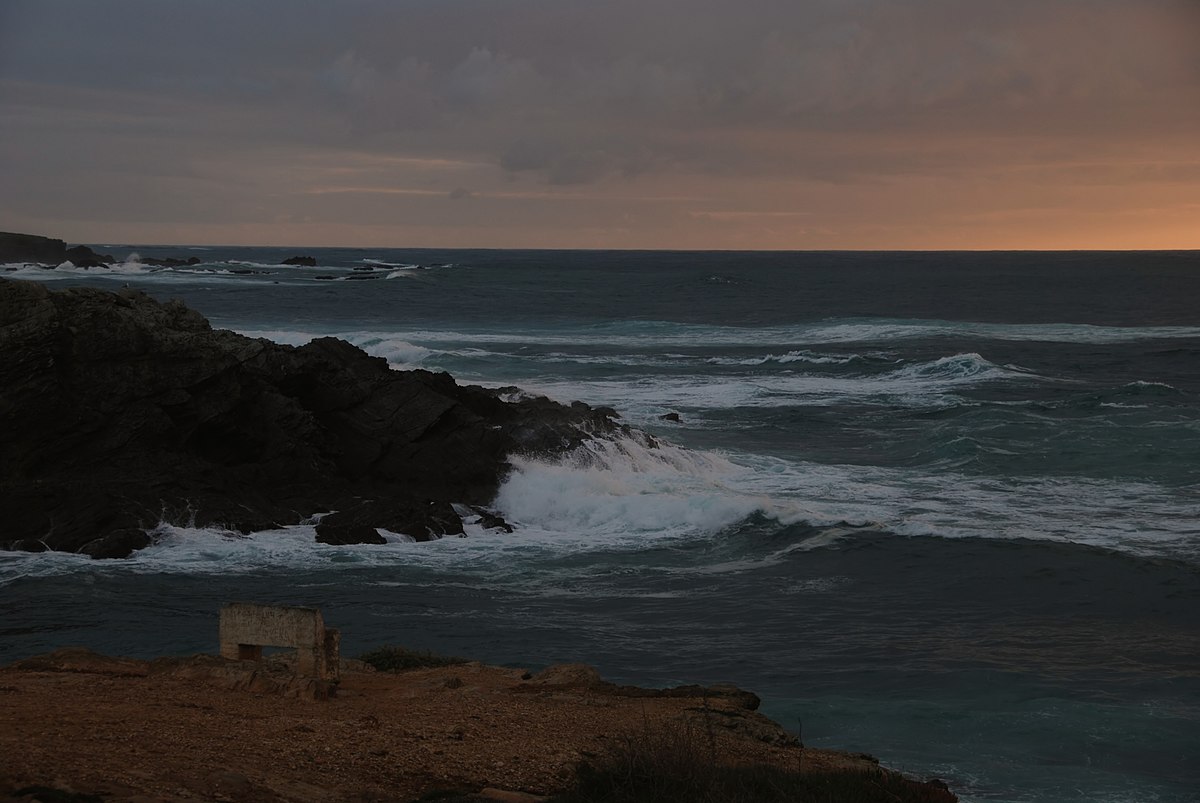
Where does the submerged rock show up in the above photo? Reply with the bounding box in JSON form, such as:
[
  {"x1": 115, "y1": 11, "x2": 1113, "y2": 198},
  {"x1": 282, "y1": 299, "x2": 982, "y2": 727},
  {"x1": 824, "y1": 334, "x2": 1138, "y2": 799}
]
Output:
[
  {"x1": 0, "y1": 277, "x2": 628, "y2": 558},
  {"x1": 281, "y1": 255, "x2": 317, "y2": 266}
]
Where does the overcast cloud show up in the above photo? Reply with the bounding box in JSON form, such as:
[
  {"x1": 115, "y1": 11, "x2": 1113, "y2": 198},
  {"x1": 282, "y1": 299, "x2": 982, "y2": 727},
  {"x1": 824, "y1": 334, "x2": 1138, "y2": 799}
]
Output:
[{"x1": 1, "y1": 0, "x2": 1197, "y2": 248}]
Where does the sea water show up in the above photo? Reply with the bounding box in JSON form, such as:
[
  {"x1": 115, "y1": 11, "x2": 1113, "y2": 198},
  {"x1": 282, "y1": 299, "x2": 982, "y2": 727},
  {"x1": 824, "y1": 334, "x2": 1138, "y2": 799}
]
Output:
[{"x1": 2, "y1": 248, "x2": 1198, "y2": 802}]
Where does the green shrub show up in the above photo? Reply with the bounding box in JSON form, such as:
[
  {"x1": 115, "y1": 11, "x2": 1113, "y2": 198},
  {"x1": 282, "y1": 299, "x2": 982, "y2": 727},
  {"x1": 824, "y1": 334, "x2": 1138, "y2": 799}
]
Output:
[{"x1": 356, "y1": 645, "x2": 469, "y2": 673}]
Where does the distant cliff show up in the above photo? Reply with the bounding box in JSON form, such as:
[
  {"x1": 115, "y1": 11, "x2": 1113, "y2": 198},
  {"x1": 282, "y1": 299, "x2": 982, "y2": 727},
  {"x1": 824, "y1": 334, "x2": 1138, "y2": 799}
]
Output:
[
  {"x1": 0, "y1": 231, "x2": 113, "y2": 267},
  {"x1": 0, "y1": 277, "x2": 632, "y2": 557}
]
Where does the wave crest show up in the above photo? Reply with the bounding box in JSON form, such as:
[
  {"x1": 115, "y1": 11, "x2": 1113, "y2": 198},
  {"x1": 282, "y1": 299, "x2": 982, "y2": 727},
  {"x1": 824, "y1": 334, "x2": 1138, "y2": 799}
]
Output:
[{"x1": 496, "y1": 436, "x2": 777, "y2": 537}]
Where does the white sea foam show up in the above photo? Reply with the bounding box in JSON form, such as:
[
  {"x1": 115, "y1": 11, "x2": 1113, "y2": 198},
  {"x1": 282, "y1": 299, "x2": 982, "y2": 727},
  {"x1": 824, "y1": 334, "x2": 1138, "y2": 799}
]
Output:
[
  {"x1": 328, "y1": 319, "x2": 1200, "y2": 348},
  {"x1": 707, "y1": 350, "x2": 869, "y2": 366},
  {"x1": 486, "y1": 353, "x2": 1039, "y2": 421},
  {"x1": 495, "y1": 437, "x2": 782, "y2": 540},
  {"x1": 235, "y1": 329, "x2": 435, "y2": 367},
  {"x1": 225, "y1": 260, "x2": 287, "y2": 269},
  {"x1": 800, "y1": 320, "x2": 1200, "y2": 345},
  {"x1": 110, "y1": 254, "x2": 157, "y2": 274},
  {"x1": 732, "y1": 452, "x2": 1200, "y2": 561},
  {"x1": 2, "y1": 263, "x2": 75, "y2": 280},
  {"x1": 353, "y1": 336, "x2": 433, "y2": 366},
  {"x1": 2, "y1": 430, "x2": 1195, "y2": 586},
  {"x1": 240, "y1": 327, "x2": 1043, "y2": 416},
  {"x1": 1123, "y1": 380, "x2": 1180, "y2": 393},
  {"x1": 488, "y1": 430, "x2": 1200, "y2": 565},
  {"x1": 362, "y1": 258, "x2": 419, "y2": 269}
]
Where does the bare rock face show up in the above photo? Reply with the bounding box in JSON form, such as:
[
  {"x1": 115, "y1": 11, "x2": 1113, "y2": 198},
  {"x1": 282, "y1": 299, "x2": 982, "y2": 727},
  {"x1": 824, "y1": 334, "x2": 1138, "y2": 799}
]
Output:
[
  {"x1": 0, "y1": 231, "x2": 113, "y2": 266},
  {"x1": 0, "y1": 231, "x2": 72, "y2": 263},
  {"x1": 0, "y1": 278, "x2": 632, "y2": 558}
]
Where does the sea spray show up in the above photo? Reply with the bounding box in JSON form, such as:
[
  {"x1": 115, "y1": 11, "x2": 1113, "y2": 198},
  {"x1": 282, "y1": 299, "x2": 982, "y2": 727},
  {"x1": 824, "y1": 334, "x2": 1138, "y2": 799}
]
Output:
[{"x1": 496, "y1": 435, "x2": 777, "y2": 538}]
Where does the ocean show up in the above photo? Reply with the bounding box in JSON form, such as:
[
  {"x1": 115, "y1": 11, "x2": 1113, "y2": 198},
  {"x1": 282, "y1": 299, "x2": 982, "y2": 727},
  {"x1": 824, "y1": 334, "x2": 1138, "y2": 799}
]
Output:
[{"x1": 2, "y1": 247, "x2": 1198, "y2": 802}]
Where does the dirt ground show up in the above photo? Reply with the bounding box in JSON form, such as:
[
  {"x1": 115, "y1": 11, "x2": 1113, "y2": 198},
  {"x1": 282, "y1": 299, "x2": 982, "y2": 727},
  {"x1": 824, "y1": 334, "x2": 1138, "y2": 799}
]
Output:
[{"x1": 0, "y1": 648, "x2": 894, "y2": 802}]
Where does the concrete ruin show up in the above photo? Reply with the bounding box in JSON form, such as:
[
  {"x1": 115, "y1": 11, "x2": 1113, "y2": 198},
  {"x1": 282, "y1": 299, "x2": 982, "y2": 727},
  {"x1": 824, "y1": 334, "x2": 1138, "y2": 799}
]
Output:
[{"x1": 218, "y1": 603, "x2": 340, "y2": 683}]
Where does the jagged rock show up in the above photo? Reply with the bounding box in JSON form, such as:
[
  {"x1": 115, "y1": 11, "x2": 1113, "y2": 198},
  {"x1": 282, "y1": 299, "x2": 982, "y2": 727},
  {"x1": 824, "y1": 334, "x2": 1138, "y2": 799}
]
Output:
[
  {"x1": 679, "y1": 706, "x2": 799, "y2": 746},
  {"x1": 472, "y1": 507, "x2": 514, "y2": 533},
  {"x1": 8, "y1": 538, "x2": 49, "y2": 552},
  {"x1": 281, "y1": 255, "x2": 317, "y2": 266},
  {"x1": 64, "y1": 245, "x2": 115, "y2": 268},
  {"x1": 315, "y1": 524, "x2": 389, "y2": 546},
  {"x1": 76, "y1": 528, "x2": 153, "y2": 559},
  {"x1": 316, "y1": 499, "x2": 465, "y2": 544},
  {"x1": 0, "y1": 277, "x2": 626, "y2": 558}
]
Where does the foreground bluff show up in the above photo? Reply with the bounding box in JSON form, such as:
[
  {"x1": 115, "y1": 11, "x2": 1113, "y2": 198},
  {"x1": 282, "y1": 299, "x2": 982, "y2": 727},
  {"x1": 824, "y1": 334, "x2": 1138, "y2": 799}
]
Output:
[{"x1": 0, "y1": 278, "x2": 627, "y2": 557}]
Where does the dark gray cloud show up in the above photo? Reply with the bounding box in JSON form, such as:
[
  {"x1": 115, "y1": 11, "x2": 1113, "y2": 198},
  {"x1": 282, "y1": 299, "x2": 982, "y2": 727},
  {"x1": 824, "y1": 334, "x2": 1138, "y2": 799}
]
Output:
[{"x1": 1, "y1": 0, "x2": 1197, "y2": 247}]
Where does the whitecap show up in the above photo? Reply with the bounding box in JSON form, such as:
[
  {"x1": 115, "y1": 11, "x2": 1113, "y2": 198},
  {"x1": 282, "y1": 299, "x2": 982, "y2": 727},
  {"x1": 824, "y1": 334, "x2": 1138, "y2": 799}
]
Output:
[
  {"x1": 495, "y1": 435, "x2": 793, "y2": 542},
  {"x1": 362, "y1": 258, "x2": 419, "y2": 269},
  {"x1": 707, "y1": 350, "x2": 865, "y2": 367},
  {"x1": 1123, "y1": 380, "x2": 1180, "y2": 393},
  {"x1": 477, "y1": 353, "x2": 1038, "y2": 423}
]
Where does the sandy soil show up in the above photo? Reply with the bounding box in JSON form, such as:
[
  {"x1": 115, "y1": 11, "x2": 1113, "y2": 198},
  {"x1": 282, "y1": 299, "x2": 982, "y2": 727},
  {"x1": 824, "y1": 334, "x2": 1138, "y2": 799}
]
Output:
[{"x1": 0, "y1": 648, "x2": 902, "y2": 802}]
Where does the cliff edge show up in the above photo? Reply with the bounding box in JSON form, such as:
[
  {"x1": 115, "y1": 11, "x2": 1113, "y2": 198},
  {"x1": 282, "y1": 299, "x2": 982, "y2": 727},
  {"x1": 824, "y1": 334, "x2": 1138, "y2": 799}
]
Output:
[{"x1": 0, "y1": 648, "x2": 957, "y2": 803}]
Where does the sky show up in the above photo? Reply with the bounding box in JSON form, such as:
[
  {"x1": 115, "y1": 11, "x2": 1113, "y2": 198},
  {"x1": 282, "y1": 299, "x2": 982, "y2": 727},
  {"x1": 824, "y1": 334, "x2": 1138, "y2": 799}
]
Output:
[{"x1": 1, "y1": 0, "x2": 1198, "y2": 250}]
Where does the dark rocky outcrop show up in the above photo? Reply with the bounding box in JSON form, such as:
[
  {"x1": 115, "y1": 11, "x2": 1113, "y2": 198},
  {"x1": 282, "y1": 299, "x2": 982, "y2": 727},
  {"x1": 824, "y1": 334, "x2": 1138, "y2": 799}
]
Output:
[
  {"x1": 63, "y1": 245, "x2": 114, "y2": 269},
  {"x1": 139, "y1": 256, "x2": 202, "y2": 268},
  {"x1": 314, "y1": 499, "x2": 465, "y2": 544},
  {"x1": 470, "y1": 507, "x2": 514, "y2": 533},
  {"x1": 0, "y1": 232, "x2": 113, "y2": 266},
  {"x1": 0, "y1": 232, "x2": 69, "y2": 263},
  {"x1": 281, "y1": 255, "x2": 317, "y2": 266},
  {"x1": 0, "y1": 278, "x2": 640, "y2": 558}
]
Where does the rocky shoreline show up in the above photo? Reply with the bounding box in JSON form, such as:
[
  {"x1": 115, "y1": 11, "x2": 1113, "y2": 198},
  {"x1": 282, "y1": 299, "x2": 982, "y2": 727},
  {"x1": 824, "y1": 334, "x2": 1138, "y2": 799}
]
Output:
[
  {"x1": 1, "y1": 235, "x2": 963, "y2": 802},
  {"x1": 0, "y1": 647, "x2": 957, "y2": 802},
  {"x1": 1, "y1": 274, "x2": 641, "y2": 558},
  {"x1": 0, "y1": 231, "x2": 317, "y2": 271}
]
